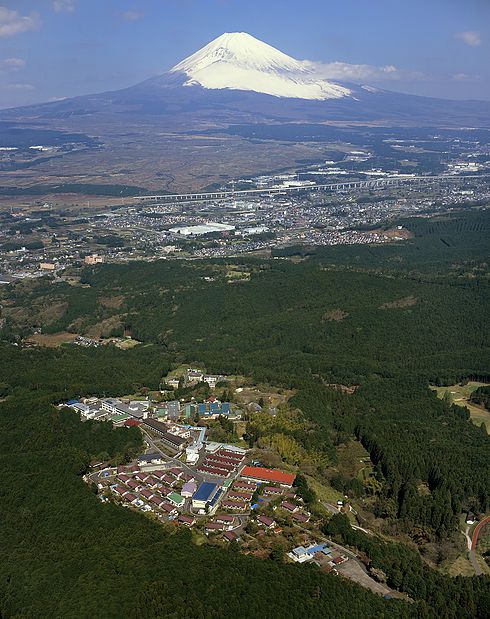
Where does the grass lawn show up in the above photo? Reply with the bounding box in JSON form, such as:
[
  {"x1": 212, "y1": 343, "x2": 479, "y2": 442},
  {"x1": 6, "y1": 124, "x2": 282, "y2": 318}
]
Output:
[
  {"x1": 305, "y1": 475, "x2": 343, "y2": 504},
  {"x1": 445, "y1": 553, "x2": 476, "y2": 577}
]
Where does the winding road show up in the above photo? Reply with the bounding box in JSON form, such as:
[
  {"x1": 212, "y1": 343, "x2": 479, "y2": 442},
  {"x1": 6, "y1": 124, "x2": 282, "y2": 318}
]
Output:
[{"x1": 469, "y1": 516, "x2": 490, "y2": 575}]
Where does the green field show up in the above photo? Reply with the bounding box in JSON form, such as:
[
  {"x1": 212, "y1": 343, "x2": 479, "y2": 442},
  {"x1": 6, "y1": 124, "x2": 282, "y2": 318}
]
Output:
[{"x1": 432, "y1": 382, "x2": 490, "y2": 431}]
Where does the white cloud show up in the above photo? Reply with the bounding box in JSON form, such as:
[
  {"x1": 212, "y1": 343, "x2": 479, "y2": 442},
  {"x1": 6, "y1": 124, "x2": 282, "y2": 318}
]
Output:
[
  {"x1": 52, "y1": 0, "x2": 77, "y2": 13},
  {"x1": 455, "y1": 31, "x2": 481, "y2": 47},
  {"x1": 4, "y1": 82, "x2": 35, "y2": 91},
  {"x1": 303, "y1": 60, "x2": 425, "y2": 83},
  {"x1": 121, "y1": 10, "x2": 144, "y2": 22},
  {"x1": 0, "y1": 7, "x2": 41, "y2": 38},
  {"x1": 1, "y1": 57, "x2": 25, "y2": 69}
]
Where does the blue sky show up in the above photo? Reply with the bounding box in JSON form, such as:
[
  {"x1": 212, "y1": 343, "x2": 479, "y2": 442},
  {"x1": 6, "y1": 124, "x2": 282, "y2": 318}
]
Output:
[{"x1": 0, "y1": 0, "x2": 489, "y2": 108}]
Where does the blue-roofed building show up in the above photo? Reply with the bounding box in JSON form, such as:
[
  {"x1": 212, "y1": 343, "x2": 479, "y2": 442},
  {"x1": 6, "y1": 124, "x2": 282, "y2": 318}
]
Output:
[
  {"x1": 208, "y1": 488, "x2": 222, "y2": 509},
  {"x1": 192, "y1": 482, "x2": 219, "y2": 511},
  {"x1": 66, "y1": 399, "x2": 79, "y2": 406},
  {"x1": 221, "y1": 402, "x2": 231, "y2": 414},
  {"x1": 288, "y1": 543, "x2": 329, "y2": 563},
  {"x1": 198, "y1": 403, "x2": 207, "y2": 415},
  {"x1": 306, "y1": 544, "x2": 327, "y2": 555}
]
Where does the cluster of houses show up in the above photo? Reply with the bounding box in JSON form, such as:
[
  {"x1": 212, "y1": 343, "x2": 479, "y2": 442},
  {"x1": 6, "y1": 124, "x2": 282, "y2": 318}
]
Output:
[
  {"x1": 221, "y1": 478, "x2": 257, "y2": 512},
  {"x1": 90, "y1": 445, "x2": 326, "y2": 550},
  {"x1": 217, "y1": 466, "x2": 300, "y2": 516},
  {"x1": 197, "y1": 445, "x2": 246, "y2": 477},
  {"x1": 109, "y1": 462, "x2": 193, "y2": 518},
  {"x1": 204, "y1": 514, "x2": 241, "y2": 543}
]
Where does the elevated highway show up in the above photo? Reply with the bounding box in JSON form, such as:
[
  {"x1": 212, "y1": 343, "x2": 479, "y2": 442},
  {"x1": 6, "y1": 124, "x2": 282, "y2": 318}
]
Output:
[{"x1": 133, "y1": 174, "x2": 481, "y2": 205}]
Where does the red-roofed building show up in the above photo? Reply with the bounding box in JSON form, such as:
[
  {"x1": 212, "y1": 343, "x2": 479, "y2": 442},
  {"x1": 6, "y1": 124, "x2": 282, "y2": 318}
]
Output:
[
  {"x1": 197, "y1": 464, "x2": 229, "y2": 477},
  {"x1": 159, "y1": 502, "x2": 177, "y2": 514},
  {"x1": 218, "y1": 449, "x2": 244, "y2": 461},
  {"x1": 292, "y1": 511, "x2": 310, "y2": 524},
  {"x1": 124, "y1": 419, "x2": 142, "y2": 427},
  {"x1": 126, "y1": 479, "x2": 142, "y2": 491},
  {"x1": 205, "y1": 522, "x2": 225, "y2": 532},
  {"x1": 257, "y1": 515, "x2": 276, "y2": 529},
  {"x1": 223, "y1": 530, "x2": 240, "y2": 542},
  {"x1": 122, "y1": 492, "x2": 137, "y2": 503},
  {"x1": 241, "y1": 466, "x2": 295, "y2": 487},
  {"x1": 134, "y1": 472, "x2": 150, "y2": 482},
  {"x1": 263, "y1": 486, "x2": 283, "y2": 496},
  {"x1": 280, "y1": 501, "x2": 298, "y2": 513},
  {"x1": 150, "y1": 495, "x2": 165, "y2": 507},
  {"x1": 215, "y1": 514, "x2": 234, "y2": 525},
  {"x1": 233, "y1": 480, "x2": 257, "y2": 491}
]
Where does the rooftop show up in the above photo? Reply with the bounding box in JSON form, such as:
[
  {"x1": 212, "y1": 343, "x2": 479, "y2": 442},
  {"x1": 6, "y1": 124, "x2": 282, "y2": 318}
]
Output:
[
  {"x1": 193, "y1": 481, "x2": 219, "y2": 502},
  {"x1": 241, "y1": 466, "x2": 295, "y2": 486}
]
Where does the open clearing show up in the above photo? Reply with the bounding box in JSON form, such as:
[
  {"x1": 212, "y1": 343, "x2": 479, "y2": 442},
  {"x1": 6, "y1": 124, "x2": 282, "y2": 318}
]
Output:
[
  {"x1": 26, "y1": 332, "x2": 78, "y2": 347},
  {"x1": 445, "y1": 553, "x2": 476, "y2": 577},
  {"x1": 431, "y1": 382, "x2": 490, "y2": 431}
]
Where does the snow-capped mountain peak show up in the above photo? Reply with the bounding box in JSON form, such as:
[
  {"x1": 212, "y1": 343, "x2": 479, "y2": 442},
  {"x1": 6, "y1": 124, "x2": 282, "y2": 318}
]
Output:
[{"x1": 170, "y1": 32, "x2": 351, "y2": 101}]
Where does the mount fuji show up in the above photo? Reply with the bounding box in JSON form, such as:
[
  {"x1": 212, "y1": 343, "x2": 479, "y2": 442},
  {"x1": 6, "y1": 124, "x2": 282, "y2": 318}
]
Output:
[
  {"x1": 2, "y1": 32, "x2": 489, "y2": 192},
  {"x1": 168, "y1": 32, "x2": 352, "y2": 100},
  {"x1": 6, "y1": 31, "x2": 489, "y2": 125}
]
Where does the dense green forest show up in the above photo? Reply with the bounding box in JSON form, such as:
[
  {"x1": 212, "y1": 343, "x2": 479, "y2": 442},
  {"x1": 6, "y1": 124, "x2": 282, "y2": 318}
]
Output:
[
  {"x1": 471, "y1": 385, "x2": 490, "y2": 410},
  {"x1": 291, "y1": 381, "x2": 489, "y2": 536},
  {"x1": 1, "y1": 208, "x2": 489, "y2": 617}
]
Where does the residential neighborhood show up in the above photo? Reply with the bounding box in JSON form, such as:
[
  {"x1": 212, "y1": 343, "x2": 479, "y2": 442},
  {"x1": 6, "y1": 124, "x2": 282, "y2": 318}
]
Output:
[{"x1": 61, "y1": 377, "x2": 404, "y2": 598}]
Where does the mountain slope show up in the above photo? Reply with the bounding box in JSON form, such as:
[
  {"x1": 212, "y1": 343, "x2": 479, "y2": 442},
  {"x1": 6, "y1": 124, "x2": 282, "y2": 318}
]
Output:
[
  {"x1": 3, "y1": 31, "x2": 489, "y2": 126},
  {"x1": 1, "y1": 32, "x2": 489, "y2": 194},
  {"x1": 168, "y1": 32, "x2": 351, "y2": 100}
]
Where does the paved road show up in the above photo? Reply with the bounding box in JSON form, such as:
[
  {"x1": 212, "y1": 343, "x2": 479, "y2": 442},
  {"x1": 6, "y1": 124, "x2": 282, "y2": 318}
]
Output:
[
  {"x1": 140, "y1": 428, "x2": 208, "y2": 483},
  {"x1": 469, "y1": 516, "x2": 490, "y2": 576}
]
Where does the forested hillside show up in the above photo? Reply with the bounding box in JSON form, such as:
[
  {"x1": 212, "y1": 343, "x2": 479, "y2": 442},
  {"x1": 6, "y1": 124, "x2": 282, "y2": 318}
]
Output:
[
  {"x1": 0, "y1": 347, "x2": 413, "y2": 619},
  {"x1": 0, "y1": 208, "x2": 489, "y2": 617}
]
